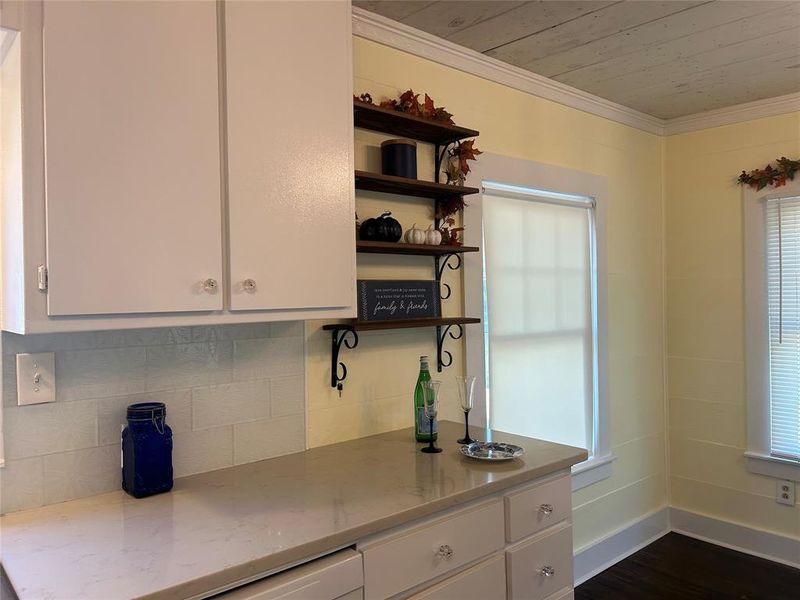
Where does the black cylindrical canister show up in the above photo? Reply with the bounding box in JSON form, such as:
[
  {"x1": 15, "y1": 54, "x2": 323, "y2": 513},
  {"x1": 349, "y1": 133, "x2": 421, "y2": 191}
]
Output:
[{"x1": 381, "y1": 138, "x2": 418, "y2": 179}]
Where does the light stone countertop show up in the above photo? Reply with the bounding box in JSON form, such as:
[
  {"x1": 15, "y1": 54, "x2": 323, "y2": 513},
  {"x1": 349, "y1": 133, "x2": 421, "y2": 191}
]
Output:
[{"x1": 0, "y1": 421, "x2": 587, "y2": 600}]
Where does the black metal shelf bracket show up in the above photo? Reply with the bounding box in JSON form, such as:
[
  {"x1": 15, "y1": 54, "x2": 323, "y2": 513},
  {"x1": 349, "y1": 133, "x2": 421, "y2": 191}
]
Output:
[
  {"x1": 436, "y1": 323, "x2": 464, "y2": 372},
  {"x1": 330, "y1": 327, "x2": 359, "y2": 391},
  {"x1": 434, "y1": 142, "x2": 455, "y2": 184},
  {"x1": 435, "y1": 253, "x2": 463, "y2": 300}
]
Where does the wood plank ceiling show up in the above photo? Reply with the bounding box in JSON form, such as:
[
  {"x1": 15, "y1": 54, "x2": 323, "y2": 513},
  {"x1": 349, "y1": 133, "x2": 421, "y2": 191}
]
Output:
[{"x1": 354, "y1": 0, "x2": 800, "y2": 119}]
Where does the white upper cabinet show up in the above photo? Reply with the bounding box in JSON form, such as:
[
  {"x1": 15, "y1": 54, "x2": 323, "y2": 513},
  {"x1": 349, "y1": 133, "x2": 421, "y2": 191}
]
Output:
[
  {"x1": 224, "y1": 0, "x2": 355, "y2": 311},
  {"x1": 42, "y1": 0, "x2": 224, "y2": 315},
  {"x1": 1, "y1": 0, "x2": 355, "y2": 332}
]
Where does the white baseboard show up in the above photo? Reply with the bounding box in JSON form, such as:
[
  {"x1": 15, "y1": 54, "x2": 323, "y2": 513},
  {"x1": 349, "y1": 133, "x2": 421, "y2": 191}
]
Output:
[
  {"x1": 670, "y1": 507, "x2": 800, "y2": 570},
  {"x1": 573, "y1": 506, "x2": 799, "y2": 586},
  {"x1": 573, "y1": 507, "x2": 670, "y2": 586}
]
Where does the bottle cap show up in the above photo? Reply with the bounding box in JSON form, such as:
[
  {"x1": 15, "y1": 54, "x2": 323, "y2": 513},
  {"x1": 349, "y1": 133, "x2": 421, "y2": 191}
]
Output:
[{"x1": 420, "y1": 355, "x2": 429, "y2": 361}]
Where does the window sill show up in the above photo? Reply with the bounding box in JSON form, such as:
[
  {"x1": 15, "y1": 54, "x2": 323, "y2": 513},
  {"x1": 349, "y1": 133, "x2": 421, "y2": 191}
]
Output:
[
  {"x1": 571, "y1": 453, "x2": 615, "y2": 491},
  {"x1": 744, "y1": 451, "x2": 800, "y2": 482}
]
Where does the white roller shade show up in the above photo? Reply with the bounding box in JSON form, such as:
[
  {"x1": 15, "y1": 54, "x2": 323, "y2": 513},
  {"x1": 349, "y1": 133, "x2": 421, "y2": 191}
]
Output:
[
  {"x1": 766, "y1": 196, "x2": 800, "y2": 461},
  {"x1": 482, "y1": 183, "x2": 597, "y2": 453}
]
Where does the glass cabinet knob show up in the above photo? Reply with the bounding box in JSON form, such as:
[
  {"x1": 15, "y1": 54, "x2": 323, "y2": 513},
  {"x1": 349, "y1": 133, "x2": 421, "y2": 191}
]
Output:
[
  {"x1": 202, "y1": 278, "x2": 218, "y2": 293},
  {"x1": 435, "y1": 544, "x2": 454, "y2": 560},
  {"x1": 539, "y1": 503, "x2": 554, "y2": 516},
  {"x1": 243, "y1": 278, "x2": 257, "y2": 293},
  {"x1": 540, "y1": 565, "x2": 555, "y2": 577}
]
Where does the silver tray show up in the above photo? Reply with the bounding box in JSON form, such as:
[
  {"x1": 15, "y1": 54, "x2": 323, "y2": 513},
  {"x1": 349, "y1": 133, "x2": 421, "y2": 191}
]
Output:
[{"x1": 459, "y1": 441, "x2": 524, "y2": 461}]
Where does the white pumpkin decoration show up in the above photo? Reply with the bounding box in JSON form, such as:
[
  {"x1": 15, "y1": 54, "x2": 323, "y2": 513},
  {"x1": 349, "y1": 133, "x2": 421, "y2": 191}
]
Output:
[
  {"x1": 425, "y1": 224, "x2": 442, "y2": 246},
  {"x1": 404, "y1": 223, "x2": 426, "y2": 245}
]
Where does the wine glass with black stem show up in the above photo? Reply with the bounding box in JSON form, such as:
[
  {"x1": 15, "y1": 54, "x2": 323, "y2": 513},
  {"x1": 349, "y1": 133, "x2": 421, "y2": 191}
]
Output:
[
  {"x1": 456, "y1": 376, "x2": 476, "y2": 444},
  {"x1": 420, "y1": 380, "x2": 442, "y2": 454}
]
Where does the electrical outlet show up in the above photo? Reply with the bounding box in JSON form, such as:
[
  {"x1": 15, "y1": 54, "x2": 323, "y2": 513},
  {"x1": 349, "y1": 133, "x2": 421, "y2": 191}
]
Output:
[
  {"x1": 16, "y1": 352, "x2": 56, "y2": 406},
  {"x1": 776, "y1": 480, "x2": 795, "y2": 506}
]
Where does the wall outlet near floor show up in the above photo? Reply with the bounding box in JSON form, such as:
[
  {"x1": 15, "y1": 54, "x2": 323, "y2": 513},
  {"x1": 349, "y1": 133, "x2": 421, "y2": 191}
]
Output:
[
  {"x1": 16, "y1": 352, "x2": 56, "y2": 406},
  {"x1": 776, "y1": 480, "x2": 795, "y2": 506}
]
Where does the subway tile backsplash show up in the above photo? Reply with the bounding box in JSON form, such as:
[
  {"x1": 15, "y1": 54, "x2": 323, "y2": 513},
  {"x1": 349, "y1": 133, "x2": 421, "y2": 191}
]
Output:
[{"x1": 0, "y1": 323, "x2": 306, "y2": 514}]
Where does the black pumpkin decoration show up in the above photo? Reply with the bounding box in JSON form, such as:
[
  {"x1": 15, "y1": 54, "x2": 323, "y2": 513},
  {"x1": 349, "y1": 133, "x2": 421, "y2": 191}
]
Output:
[{"x1": 359, "y1": 211, "x2": 402, "y2": 242}]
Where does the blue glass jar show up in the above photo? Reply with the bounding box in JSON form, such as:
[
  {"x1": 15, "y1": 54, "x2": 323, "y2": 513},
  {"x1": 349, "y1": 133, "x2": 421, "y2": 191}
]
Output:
[{"x1": 121, "y1": 402, "x2": 173, "y2": 498}]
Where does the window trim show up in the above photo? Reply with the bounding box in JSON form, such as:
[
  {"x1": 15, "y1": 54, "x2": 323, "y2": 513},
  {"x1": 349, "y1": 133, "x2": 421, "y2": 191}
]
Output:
[
  {"x1": 743, "y1": 180, "x2": 800, "y2": 482},
  {"x1": 463, "y1": 153, "x2": 611, "y2": 490}
]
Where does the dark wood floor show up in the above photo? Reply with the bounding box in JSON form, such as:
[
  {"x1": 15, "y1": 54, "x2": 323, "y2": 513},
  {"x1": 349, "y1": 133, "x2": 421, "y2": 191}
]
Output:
[{"x1": 575, "y1": 532, "x2": 800, "y2": 599}]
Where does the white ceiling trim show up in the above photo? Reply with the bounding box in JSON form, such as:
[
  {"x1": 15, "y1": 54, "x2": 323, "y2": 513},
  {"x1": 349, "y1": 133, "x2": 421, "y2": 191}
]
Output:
[
  {"x1": 664, "y1": 91, "x2": 800, "y2": 136},
  {"x1": 352, "y1": 7, "x2": 800, "y2": 137},
  {"x1": 352, "y1": 6, "x2": 665, "y2": 136}
]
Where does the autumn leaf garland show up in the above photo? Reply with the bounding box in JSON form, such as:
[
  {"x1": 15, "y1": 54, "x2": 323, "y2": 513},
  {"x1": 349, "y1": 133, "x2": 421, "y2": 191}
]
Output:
[
  {"x1": 738, "y1": 157, "x2": 799, "y2": 190},
  {"x1": 355, "y1": 89, "x2": 454, "y2": 124}
]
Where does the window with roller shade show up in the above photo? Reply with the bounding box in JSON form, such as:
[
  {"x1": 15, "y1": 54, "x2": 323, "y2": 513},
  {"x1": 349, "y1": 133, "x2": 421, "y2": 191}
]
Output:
[
  {"x1": 481, "y1": 183, "x2": 598, "y2": 455},
  {"x1": 766, "y1": 196, "x2": 800, "y2": 462}
]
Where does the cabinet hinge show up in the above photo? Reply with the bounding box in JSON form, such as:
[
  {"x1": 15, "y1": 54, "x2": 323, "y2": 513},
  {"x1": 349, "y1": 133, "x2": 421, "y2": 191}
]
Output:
[{"x1": 37, "y1": 265, "x2": 48, "y2": 292}]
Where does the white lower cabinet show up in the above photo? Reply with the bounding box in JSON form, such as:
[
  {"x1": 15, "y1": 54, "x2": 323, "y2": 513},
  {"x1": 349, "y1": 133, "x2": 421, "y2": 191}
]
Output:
[
  {"x1": 506, "y1": 525, "x2": 573, "y2": 600},
  {"x1": 215, "y1": 549, "x2": 363, "y2": 600},
  {"x1": 407, "y1": 555, "x2": 506, "y2": 600},
  {"x1": 357, "y1": 472, "x2": 574, "y2": 600},
  {"x1": 359, "y1": 499, "x2": 505, "y2": 600},
  {"x1": 212, "y1": 473, "x2": 574, "y2": 600}
]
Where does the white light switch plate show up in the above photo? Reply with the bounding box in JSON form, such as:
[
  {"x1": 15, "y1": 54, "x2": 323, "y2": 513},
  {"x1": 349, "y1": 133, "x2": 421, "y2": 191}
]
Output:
[{"x1": 16, "y1": 352, "x2": 56, "y2": 406}]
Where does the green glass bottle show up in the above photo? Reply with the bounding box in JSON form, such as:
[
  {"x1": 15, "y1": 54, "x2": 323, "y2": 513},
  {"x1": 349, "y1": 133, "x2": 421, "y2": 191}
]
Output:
[{"x1": 414, "y1": 355, "x2": 437, "y2": 442}]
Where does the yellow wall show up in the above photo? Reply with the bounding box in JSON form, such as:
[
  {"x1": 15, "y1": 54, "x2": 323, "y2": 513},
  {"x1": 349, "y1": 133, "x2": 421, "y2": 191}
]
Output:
[
  {"x1": 665, "y1": 113, "x2": 800, "y2": 537},
  {"x1": 307, "y1": 37, "x2": 667, "y2": 551}
]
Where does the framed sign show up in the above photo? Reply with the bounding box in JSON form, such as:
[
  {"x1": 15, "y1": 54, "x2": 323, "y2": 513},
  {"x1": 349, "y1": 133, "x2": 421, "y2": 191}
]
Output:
[{"x1": 357, "y1": 280, "x2": 441, "y2": 321}]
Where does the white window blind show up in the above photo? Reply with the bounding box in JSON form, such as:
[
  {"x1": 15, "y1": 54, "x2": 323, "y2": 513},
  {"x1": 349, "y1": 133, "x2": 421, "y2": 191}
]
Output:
[
  {"x1": 766, "y1": 196, "x2": 800, "y2": 461},
  {"x1": 482, "y1": 183, "x2": 597, "y2": 453}
]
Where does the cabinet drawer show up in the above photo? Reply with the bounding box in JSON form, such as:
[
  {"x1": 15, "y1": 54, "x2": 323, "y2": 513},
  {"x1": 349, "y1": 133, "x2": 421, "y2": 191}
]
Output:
[
  {"x1": 505, "y1": 474, "x2": 571, "y2": 542},
  {"x1": 215, "y1": 549, "x2": 362, "y2": 600},
  {"x1": 361, "y1": 499, "x2": 505, "y2": 600},
  {"x1": 407, "y1": 554, "x2": 505, "y2": 600},
  {"x1": 506, "y1": 525, "x2": 573, "y2": 600}
]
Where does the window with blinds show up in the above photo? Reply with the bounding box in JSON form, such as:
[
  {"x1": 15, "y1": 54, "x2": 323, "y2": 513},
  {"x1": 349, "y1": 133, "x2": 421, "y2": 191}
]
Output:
[
  {"x1": 766, "y1": 196, "x2": 800, "y2": 461},
  {"x1": 481, "y1": 182, "x2": 598, "y2": 454}
]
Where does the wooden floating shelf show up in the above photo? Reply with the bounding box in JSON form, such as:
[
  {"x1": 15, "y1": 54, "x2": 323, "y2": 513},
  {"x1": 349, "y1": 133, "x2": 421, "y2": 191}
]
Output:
[
  {"x1": 355, "y1": 170, "x2": 479, "y2": 200},
  {"x1": 323, "y1": 317, "x2": 481, "y2": 333},
  {"x1": 356, "y1": 241, "x2": 479, "y2": 256},
  {"x1": 353, "y1": 100, "x2": 479, "y2": 145}
]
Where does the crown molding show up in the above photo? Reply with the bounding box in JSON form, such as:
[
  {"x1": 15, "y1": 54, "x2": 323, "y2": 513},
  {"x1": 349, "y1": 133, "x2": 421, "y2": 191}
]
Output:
[
  {"x1": 352, "y1": 7, "x2": 800, "y2": 137},
  {"x1": 663, "y1": 92, "x2": 800, "y2": 135},
  {"x1": 351, "y1": 6, "x2": 665, "y2": 136}
]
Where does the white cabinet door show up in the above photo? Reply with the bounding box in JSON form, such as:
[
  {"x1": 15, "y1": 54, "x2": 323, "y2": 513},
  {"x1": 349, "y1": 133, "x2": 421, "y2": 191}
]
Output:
[
  {"x1": 225, "y1": 0, "x2": 355, "y2": 311},
  {"x1": 43, "y1": 0, "x2": 223, "y2": 315}
]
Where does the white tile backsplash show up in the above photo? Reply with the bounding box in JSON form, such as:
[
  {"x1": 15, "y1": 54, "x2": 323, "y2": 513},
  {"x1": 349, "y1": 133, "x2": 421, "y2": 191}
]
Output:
[
  {"x1": 233, "y1": 337, "x2": 304, "y2": 380},
  {"x1": 1, "y1": 322, "x2": 305, "y2": 513},
  {"x1": 270, "y1": 375, "x2": 305, "y2": 418},
  {"x1": 173, "y1": 426, "x2": 234, "y2": 477},
  {"x1": 0, "y1": 456, "x2": 44, "y2": 513},
  {"x1": 233, "y1": 414, "x2": 305, "y2": 465},
  {"x1": 43, "y1": 445, "x2": 121, "y2": 505},
  {"x1": 192, "y1": 380, "x2": 270, "y2": 430},
  {"x1": 57, "y1": 347, "x2": 146, "y2": 401},
  {"x1": 146, "y1": 341, "x2": 233, "y2": 391},
  {"x1": 4, "y1": 400, "x2": 98, "y2": 459}
]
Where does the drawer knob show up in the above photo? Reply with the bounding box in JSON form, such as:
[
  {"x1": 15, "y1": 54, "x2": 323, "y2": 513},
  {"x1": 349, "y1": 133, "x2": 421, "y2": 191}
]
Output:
[
  {"x1": 202, "y1": 278, "x2": 218, "y2": 293},
  {"x1": 242, "y1": 278, "x2": 257, "y2": 293},
  {"x1": 540, "y1": 565, "x2": 555, "y2": 578},
  {"x1": 435, "y1": 544, "x2": 454, "y2": 560},
  {"x1": 539, "y1": 503, "x2": 554, "y2": 516}
]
